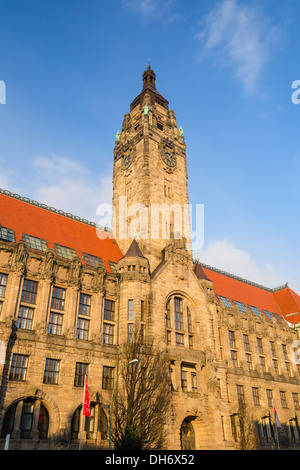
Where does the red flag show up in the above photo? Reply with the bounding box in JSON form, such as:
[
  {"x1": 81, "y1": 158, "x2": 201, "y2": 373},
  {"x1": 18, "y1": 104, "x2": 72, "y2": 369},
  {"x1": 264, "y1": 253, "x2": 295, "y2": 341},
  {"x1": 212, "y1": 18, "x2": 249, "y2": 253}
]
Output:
[{"x1": 82, "y1": 376, "x2": 91, "y2": 417}]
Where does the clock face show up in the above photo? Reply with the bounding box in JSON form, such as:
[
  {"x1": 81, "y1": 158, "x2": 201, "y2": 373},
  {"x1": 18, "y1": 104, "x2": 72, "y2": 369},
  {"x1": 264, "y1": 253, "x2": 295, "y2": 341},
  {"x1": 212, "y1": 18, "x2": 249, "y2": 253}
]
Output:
[
  {"x1": 122, "y1": 150, "x2": 134, "y2": 170},
  {"x1": 162, "y1": 150, "x2": 176, "y2": 168}
]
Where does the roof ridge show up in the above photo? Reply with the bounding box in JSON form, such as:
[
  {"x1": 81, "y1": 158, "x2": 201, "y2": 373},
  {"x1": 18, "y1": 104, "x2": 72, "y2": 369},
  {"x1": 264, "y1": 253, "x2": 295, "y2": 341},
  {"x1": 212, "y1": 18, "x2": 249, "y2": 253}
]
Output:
[
  {"x1": 198, "y1": 261, "x2": 288, "y2": 293},
  {"x1": 0, "y1": 187, "x2": 112, "y2": 233}
]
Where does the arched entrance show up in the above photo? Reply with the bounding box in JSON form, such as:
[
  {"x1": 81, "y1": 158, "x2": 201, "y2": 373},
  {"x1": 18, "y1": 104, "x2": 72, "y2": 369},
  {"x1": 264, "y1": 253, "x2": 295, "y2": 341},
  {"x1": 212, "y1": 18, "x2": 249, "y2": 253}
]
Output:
[
  {"x1": 180, "y1": 417, "x2": 195, "y2": 450},
  {"x1": 180, "y1": 415, "x2": 211, "y2": 450}
]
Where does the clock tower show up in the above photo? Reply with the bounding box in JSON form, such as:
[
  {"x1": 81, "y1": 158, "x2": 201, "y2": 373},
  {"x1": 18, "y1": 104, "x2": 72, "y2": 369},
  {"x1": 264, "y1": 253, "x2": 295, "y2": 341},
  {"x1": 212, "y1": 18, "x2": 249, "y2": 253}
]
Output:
[{"x1": 112, "y1": 65, "x2": 192, "y2": 271}]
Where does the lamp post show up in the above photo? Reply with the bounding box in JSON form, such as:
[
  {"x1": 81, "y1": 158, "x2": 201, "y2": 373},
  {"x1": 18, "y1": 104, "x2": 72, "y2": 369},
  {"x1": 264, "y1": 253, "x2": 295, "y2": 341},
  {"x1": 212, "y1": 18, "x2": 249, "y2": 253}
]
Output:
[{"x1": 108, "y1": 358, "x2": 138, "y2": 450}]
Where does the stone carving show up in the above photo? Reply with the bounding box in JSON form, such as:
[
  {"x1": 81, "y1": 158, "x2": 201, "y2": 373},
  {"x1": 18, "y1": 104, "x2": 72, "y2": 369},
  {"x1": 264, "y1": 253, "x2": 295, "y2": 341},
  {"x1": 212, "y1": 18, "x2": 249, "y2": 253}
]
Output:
[
  {"x1": 69, "y1": 258, "x2": 82, "y2": 287},
  {"x1": 12, "y1": 242, "x2": 28, "y2": 273},
  {"x1": 0, "y1": 246, "x2": 13, "y2": 267},
  {"x1": 42, "y1": 250, "x2": 56, "y2": 280}
]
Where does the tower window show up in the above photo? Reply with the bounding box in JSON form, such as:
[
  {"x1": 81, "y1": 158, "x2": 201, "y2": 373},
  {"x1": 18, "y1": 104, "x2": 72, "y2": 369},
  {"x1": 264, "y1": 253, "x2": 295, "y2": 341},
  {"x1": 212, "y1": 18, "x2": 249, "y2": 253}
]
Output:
[{"x1": 157, "y1": 122, "x2": 163, "y2": 131}]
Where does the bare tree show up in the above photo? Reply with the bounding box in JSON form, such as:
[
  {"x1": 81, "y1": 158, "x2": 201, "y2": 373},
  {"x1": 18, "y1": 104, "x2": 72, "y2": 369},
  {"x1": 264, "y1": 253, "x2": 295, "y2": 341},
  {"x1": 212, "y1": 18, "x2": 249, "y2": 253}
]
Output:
[
  {"x1": 237, "y1": 402, "x2": 260, "y2": 450},
  {"x1": 112, "y1": 330, "x2": 173, "y2": 450}
]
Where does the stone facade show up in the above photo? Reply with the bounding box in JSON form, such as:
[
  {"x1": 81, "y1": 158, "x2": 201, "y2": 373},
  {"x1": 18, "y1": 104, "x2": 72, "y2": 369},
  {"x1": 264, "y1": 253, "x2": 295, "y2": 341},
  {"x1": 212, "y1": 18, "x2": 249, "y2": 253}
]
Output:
[{"x1": 0, "y1": 67, "x2": 300, "y2": 450}]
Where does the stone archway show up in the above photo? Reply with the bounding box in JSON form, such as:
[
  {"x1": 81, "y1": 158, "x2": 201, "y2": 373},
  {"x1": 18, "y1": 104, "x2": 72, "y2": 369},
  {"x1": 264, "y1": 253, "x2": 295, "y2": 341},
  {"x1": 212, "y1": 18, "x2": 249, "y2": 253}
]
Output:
[
  {"x1": 180, "y1": 415, "x2": 211, "y2": 450},
  {"x1": 180, "y1": 417, "x2": 195, "y2": 450}
]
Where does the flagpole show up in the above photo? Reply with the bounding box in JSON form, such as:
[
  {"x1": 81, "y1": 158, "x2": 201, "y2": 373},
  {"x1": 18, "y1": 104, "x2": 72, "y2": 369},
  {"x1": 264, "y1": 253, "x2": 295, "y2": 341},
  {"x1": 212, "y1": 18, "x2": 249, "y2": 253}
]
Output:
[
  {"x1": 79, "y1": 375, "x2": 86, "y2": 451},
  {"x1": 275, "y1": 425, "x2": 280, "y2": 450},
  {"x1": 273, "y1": 401, "x2": 280, "y2": 450}
]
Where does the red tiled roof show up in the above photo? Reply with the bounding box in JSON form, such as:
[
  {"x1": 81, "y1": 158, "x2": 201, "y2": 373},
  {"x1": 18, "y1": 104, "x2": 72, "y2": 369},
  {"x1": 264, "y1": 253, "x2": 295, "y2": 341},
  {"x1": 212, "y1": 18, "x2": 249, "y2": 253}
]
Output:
[
  {"x1": 0, "y1": 192, "x2": 123, "y2": 273},
  {"x1": 274, "y1": 288, "x2": 300, "y2": 324},
  {"x1": 201, "y1": 265, "x2": 300, "y2": 324},
  {"x1": 1, "y1": 191, "x2": 300, "y2": 322}
]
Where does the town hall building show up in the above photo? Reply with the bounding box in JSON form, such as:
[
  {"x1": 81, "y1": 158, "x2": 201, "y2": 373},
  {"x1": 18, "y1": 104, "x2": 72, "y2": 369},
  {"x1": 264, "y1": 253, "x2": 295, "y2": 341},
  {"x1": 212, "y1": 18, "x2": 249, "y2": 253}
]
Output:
[{"x1": 0, "y1": 66, "x2": 300, "y2": 450}]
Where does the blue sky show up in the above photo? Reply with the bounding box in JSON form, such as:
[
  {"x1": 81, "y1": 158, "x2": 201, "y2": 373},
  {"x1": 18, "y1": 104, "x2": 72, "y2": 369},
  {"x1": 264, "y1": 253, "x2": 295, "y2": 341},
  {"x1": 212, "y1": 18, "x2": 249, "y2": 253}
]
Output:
[{"x1": 0, "y1": 0, "x2": 299, "y2": 292}]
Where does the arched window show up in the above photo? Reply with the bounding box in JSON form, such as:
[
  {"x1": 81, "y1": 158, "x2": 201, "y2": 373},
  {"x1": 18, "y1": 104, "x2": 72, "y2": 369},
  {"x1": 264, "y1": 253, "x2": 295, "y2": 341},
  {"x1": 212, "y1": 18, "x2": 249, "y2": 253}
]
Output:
[
  {"x1": 287, "y1": 418, "x2": 300, "y2": 441},
  {"x1": 258, "y1": 416, "x2": 275, "y2": 443},
  {"x1": 71, "y1": 403, "x2": 108, "y2": 441},
  {"x1": 1, "y1": 398, "x2": 49, "y2": 440},
  {"x1": 165, "y1": 295, "x2": 194, "y2": 348}
]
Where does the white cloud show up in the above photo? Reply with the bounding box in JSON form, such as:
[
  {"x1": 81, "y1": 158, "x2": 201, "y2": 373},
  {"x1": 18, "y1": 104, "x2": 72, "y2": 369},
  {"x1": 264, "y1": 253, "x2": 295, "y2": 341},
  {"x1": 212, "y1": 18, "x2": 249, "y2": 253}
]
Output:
[
  {"x1": 0, "y1": 155, "x2": 113, "y2": 224},
  {"x1": 195, "y1": 238, "x2": 285, "y2": 288},
  {"x1": 0, "y1": 164, "x2": 21, "y2": 194},
  {"x1": 31, "y1": 155, "x2": 113, "y2": 223},
  {"x1": 196, "y1": 0, "x2": 279, "y2": 94}
]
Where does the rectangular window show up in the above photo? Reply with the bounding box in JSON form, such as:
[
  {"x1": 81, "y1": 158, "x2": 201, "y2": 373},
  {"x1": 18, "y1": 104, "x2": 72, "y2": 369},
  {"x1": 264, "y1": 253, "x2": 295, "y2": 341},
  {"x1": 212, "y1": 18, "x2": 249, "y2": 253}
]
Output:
[
  {"x1": 280, "y1": 391, "x2": 288, "y2": 408},
  {"x1": 166, "y1": 301, "x2": 171, "y2": 328},
  {"x1": 23, "y1": 233, "x2": 47, "y2": 251},
  {"x1": 174, "y1": 297, "x2": 184, "y2": 331},
  {"x1": 231, "y1": 349, "x2": 238, "y2": 367},
  {"x1": 257, "y1": 338, "x2": 263, "y2": 355},
  {"x1": 249, "y1": 305, "x2": 261, "y2": 317},
  {"x1": 259, "y1": 355, "x2": 266, "y2": 372},
  {"x1": 43, "y1": 358, "x2": 60, "y2": 384},
  {"x1": 16, "y1": 306, "x2": 34, "y2": 330},
  {"x1": 243, "y1": 334, "x2": 250, "y2": 352},
  {"x1": 102, "y1": 366, "x2": 114, "y2": 390},
  {"x1": 191, "y1": 372, "x2": 197, "y2": 392},
  {"x1": 252, "y1": 387, "x2": 260, "y2": 406},
  {"x1": 176, "y1": 332, "x2": 184, "y2": 348},
  {"x1": 181, "y1": 370, "x2": 188, "y2": 391},
  {"x1": 51, "y1": 287, "x2": 66, "y2": 311},
  {"x1": 78, "y1": 293, "x2": 91, "y2": 316},
  {"x1": 103, "y1": 323, "x2": 114, "y2": 344},
  {"x1": 54, "y1": 243, "x2": 77, "y2": 260},
  {"x1": 76, "y1": 318, "x2": 89, "y2": 340},
  {"x1": 128, "y1": 323, "x2": 133, "y2": 343},
  {"x1": 141, "y1": 300, "x2": 145, "y2": 323},
  {"x1": 272, "y1": 358, "x2": 278, "y2": 373},
  {"x1": 282, "y1": 344, "x2": 288, "y2": 361},
  {"x1": 293, "y1": 393, "x2": 299, "y2": 410},
  {"x1": 0, "y1": 273, "x2": 8, "y2": 297},
  {"x1": 21, "y1": 279, "x2": 38, "y2": 304},
  {"x1": 187, "y1": 308, "x2": 193, "y2": 334},
  {"x1": 9, "y1": 354, "x2": 28, "y2": 381},
  {"x1": 128, "y1": 299, "x2": 134, "y2": 321},
  {"x1": 74, "y1": 363, "x2": 88, "y2": 387},
  {"x1": 0, "y1": 226, "x2": 15, "y2": 242},
  {"x1": 245, "y1": 353, "x2": 252, "y2": 369},
  {"x1": 262, "y1": 309, "x2": 274, "y2": 321},
  {"x1": 233, "y1": 300, "x2": 247, "y2": 312},
  {"x1": 82, "y1": 252, "x2": 105, "y2": 268},
  {"x1": 48, "y1": 312, "x2": 63, "y2": 335},
  {"x1": 266, "y1": 389, "x2": 273, "y2": 407},
  {"x1": 237, "y1": 385, "x2": 245, "y2": 404},
  {"x1": 217, "y1": 296, "x2": 232, "y2": 308},
  {"x1": 229, "y1": 330, "x2": 236, "y2": 349},
  {"x1": 104, "y1": 299, "x2": 115, "y2": 322}
]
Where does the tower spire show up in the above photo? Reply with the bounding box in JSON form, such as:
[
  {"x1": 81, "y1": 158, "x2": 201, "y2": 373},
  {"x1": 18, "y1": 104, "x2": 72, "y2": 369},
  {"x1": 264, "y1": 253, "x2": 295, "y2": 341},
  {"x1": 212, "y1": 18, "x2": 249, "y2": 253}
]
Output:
[{"x1": 130, "y1": 65, "x2": 169, "y2": 111}]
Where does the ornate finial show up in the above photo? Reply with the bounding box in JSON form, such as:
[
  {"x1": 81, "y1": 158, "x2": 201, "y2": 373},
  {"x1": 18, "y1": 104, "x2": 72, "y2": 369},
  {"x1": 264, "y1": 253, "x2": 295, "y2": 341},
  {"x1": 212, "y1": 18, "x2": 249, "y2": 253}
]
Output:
[
  {"x1": 132, "y1": 232, "x2": 137, "y2": 239},
  {"x1": 115, "y1": 130, "x2": 120, "y2": 141},
  {"x1": 148, "y1": 58, "x2": 151, "y2": 68}
]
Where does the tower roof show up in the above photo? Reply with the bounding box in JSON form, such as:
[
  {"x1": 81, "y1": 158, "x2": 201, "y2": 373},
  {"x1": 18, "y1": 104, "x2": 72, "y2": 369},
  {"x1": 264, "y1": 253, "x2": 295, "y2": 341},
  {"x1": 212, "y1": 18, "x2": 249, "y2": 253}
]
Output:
[
  {"x1": 123, "y1": 238, "x2": 146, "y2": 259},
  {"x1": 130, "y1": 65, "x2": 169, "y2": 111},
  {"x1": 194, "y1": 261, "x2": 211, "y2": 281}
]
